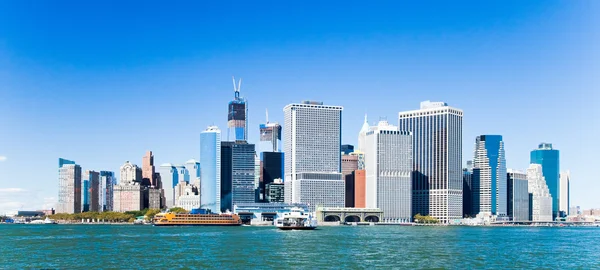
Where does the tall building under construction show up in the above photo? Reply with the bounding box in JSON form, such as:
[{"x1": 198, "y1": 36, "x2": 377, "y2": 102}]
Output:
[{"x1": 228, "y1": 77, "x2": 248, "y2": 141}]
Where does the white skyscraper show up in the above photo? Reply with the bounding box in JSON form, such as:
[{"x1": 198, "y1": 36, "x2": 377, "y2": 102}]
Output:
[
  {"x1": 283, "y1": 101, "x2": 344, "y2": 211},
  {"x1": 472, "y1": 135, "x2": 507, "y2": 217},
  {"x1": 357, "y1": 114, "x2": 370, "y2": 153},
  {"x1": 398, "y1": 101, "x2": 463, "y2": 223},
  {"x1": 559, "y1": 171, "x2": 570, "y2": 216},
  {"x1": 364, "y1": 120, "x2": 413, "y2": 222},
  {"x1": 527, "y1": 164, "x2": 553, "y2": 222},
  {"x1": 57, "y1": 158, "x2": 82, "y2": 214}
]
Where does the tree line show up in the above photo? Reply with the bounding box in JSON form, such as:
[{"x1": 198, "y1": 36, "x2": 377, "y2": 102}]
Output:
[{"x1": 49, "y1": 207, "x2": 189, "y2": 223}]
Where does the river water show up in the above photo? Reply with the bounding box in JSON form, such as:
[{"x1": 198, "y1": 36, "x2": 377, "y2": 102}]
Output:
[{"x1": 1, "y1": 224, "x2": 598, "y2": 269}]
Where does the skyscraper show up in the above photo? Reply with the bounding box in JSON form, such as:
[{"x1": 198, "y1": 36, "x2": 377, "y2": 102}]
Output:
[
  {"x1": 99, "y1": 171, "x2": 115, "y2": 212},
  {"x1": 232, "y1": 142, "x2": 256, "y2": 206},
  {"x1": 463, "y1": 161, "x2": 474, "y2": 217},
  {"x1": 82, "y1": 179, "x2": 89, "y2": 212},
  {"x1": 364, "y1": 120, "x2": 413, "y2": 222},
  {"x1": 57, "y1": 158, "x2": 82, "y2": 214},
  {"x1": 142, "y1": 151, "x2": 156, "y2": 187},
  {"x1": 184, "y1": 159, "x2": 201, "y2": 185},
  {"x1": 220, "y1": 141, "x2": 256, "y2": 211},
  {"x1": 357, "y1": 114, "x2": 370, "y2": 153},
  {"x1": 472, "y1": 135, "x2": 507, "y2": 216},
  {"x1": 507, "y1": 170, "x2": 530, "y2": 221},
  {"x1": 560, "y1": 171, "x2": 570, "y2": 217},
  {"x1": 283, "y1": 101, "x2": 344, "y2": 211},
  {"x1": 228, "y1": 77, "x2": 247, "y2": 141},
  {"x1": 527, "y1": 164, "x2": 553, "y2": 222},
  {"x1": 530, "y1": 143, "x2": 560, "y2": 219},
  {"x1": 398, "y1": 101, "x2": 463, "y2": 223},
  {"x1": 342, "y1": 154, "x2": 359, "y2": 208},
  {"x1": 159, "y1": 163, "x2": 178, "y2": 209},
  {"x1": 87, "y1": 170, "x2": 100, "y2": 212},
  {"x1": 220, "y1": 141, "x2": 234, "y2": 212},
  {"x1": 259, "y1": 120, "x2": 282, "y2": 153},
  {"x1": 261, "y1": 151, "x2": 284, "y2": 202},
  {"x1": 200, "y1": 126, "x2": 221, "y2": 213}
]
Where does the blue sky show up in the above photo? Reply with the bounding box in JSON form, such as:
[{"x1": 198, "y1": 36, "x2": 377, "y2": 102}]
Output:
[{"x1": 0, "y1": 1, "x2": 598, "y2": 213}]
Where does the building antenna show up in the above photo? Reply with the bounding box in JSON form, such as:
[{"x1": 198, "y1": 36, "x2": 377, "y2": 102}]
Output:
[
  {"x1": 266, "y1": 108, "x2": 269, "y2": 123},
  {"x1": 232, "y1": 76, "x2": 242, "y2": 99}
]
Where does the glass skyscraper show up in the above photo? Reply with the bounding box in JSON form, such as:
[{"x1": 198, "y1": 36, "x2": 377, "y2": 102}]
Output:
[
  {"x1": 530, "y1": 143, "x2": 560, "y2": 219},
  {"x1": 200, "y1": 126, "x2": 221, "y2": 213},
  {"x1": 398, "y1": 101, "x2": 463, "y2": 224},
  {"x1": 472, "y1": 135, "x2": 507, "y2": 216},
  {"x1": 99, "y1": 171, "x2": 115, "y2": 212},
  {"x1": 159, "y1": 163, "x2": 178, "y2": 209},
  {"x1": 57, "y1": 158, "x2": 82, "y2": 214},
  {"x1": 507, "y1": 169, "x2": 530, "y2": 221}
]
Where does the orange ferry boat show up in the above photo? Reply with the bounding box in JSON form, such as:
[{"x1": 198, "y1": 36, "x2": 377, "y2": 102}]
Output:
[{"x1": 152, "y1": 212, "x2": 242, "y2": 226}]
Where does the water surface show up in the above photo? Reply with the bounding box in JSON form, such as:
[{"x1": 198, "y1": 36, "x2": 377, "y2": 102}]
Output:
[{"x1": 1, "y1": 225, "x2": 598, "y2": 269}]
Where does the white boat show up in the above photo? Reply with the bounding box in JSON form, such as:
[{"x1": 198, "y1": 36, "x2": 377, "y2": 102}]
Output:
[
  {"x1": 275, "y1": 207, "x2": 317, "y2": 230},
  {"x1": 44, "y1": 217, "x2": 57, "y2": 224}
]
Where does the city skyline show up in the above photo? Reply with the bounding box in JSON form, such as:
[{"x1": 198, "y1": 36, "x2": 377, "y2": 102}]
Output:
[{"x1": 1, "y1": 1, "x2": 598, "y2": 214}]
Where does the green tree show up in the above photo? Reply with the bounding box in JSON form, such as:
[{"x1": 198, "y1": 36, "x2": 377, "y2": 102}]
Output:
[
  {"x1": 145, "y1": 209, "x2": 161, "y2": 220},
  {"x1": 168, "y1": 207, "x2": 188, "y2": 214}
]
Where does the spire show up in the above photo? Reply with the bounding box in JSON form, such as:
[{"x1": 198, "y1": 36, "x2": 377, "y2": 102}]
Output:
[{"x1": 360, "y1": 113, "x2": 370, "y2": 135}]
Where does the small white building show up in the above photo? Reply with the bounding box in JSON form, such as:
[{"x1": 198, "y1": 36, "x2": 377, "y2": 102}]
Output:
[{"x1": 177, "y1": 184, "x2": 200, "y2": 211}]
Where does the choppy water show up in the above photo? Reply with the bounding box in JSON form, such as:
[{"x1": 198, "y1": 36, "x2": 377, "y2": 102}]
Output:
[{"x1": 1, "y1": 224, "x2": 598, "y2": 269}]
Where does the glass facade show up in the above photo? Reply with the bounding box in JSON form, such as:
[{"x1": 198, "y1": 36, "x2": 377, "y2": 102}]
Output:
[
  {"x1": 507, "y1": 170, "x2": 530, "y2": 221},
  {"x1": 200, "y1": 126, "x2": 221, "y2": 213},
  {"x1": 261, "y1": 152, "x2": 284, "y2": 201},
  {"x1": 472, "y1": 135, "x2": 507, "y2": 216},
  {"x1": 530, "y1": 143, "x2": 560, "y2": 219},
  {"x1": 220, "y1": 141, "x2": 234, "y2": 212},
  {"x1": 99, "y1": 171, "x2": 115, "y2": 212}
]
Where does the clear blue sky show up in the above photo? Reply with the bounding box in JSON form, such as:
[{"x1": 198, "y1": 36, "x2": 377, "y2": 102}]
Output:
[{"x1": 0, "y1": 1, "x2": 598, "y2": 214}]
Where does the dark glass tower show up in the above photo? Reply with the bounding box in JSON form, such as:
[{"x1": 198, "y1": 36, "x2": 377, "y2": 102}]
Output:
[
  {"x1": 261, "y1": 152, "x2": 284, "y2": 201},
  {"x1": 530, "y1": 143, "x2": 560, "y2": 220}
]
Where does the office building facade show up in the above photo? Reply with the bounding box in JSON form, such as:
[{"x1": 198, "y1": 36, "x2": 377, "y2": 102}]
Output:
[
  {"x1": 266, "y1": 179, "x2": 285, "y2": 203},
  {"x1": 560, "y1": 171, "x2": 570, "y2": 217},
  {"x1": 87, "y1": 170, "x2": 100, "y2": 212},
  {"x1": 530, "y1": 143, "x2": 560, "y2": 219},
  {"x1": 261, "y1": 152, "x2": 284, "y2": 202},
  {"x1": 463, "y1": 161, "x2": 474, "y2": 217},
  {"x1": 527, "y1": 164, "x2": 553, "y2": 222},
  {"x1": 507, "y1": 170, "x2": 530, "y2": 221},
  {"x1": 184, "y1": 159, "x2": 201, "y2": 185},
  {"x1": 364, "y1": 120, "x2": 413, "y2": 222},
  {"x1": 159, "y1": 163, "x2": 178, "y2": 209},
  {"x1": 57, "y1": 158, "x2": 82, "y2": 214},
  {"x1": 99, "y1": 171, "x2": 115, "y2": 212},
  {"x1": 283, "y1": 101, "x2": 344, "y2": 211},
  {"x1": 200, "y1": 126, "x2": 221, "y2": 213},
  {"x1": 142, "y1": 151, "x2": 156, "y2": 187},
  {"x1": 221, "y1": 141, "x2": 256, "y2": 211},
  {"x1": 113, "y1": 161, "x2": 144, "y2": 212},
  {"x1": 472, "y1": 135, "x2": 507, "y2": 216},
  {"x1": 398, "y1": 101, "x2": 463, "y2": 223}
]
